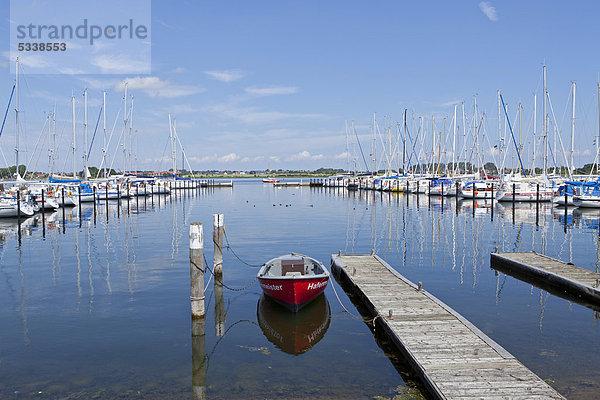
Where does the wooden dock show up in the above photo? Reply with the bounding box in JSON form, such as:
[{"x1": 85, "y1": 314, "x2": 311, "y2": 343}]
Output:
[
  {"x1": 273, "y1": 181, "x2": 310, "y2": 187},
  {"x1": 199, "y1": 180, "x2": 233, "y2": 188},
  {"x1": 331, "y1": 254, "x2": 564, "y2": 400},
  {"x1": 491, "y1": 251, "x2": 600, "y2": 309}
]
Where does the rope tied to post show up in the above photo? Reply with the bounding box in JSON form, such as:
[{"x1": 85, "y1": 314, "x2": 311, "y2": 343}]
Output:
[
  {"x1": 201, "y1": 252, "x2": 258, "y2": 292},
  {"x1": 222, "y1": 227, "x2": 264, "y2": 267}
]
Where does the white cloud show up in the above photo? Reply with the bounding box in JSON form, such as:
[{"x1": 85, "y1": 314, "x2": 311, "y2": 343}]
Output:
[
  {"x1": 441, "y1": 99, "x2": 462, "y2": 107},
  {"x1": 78, "y1": 77, "x2": 119, "y2": 90},
  {"x1": 241, "y1": 156, "x2": 265, "y2": 162},
  {"x1": 218, "y1": 153, "x2": 240, "y2": 163},
  {"x1": 206, "y1": 103, "x2": 326, "y2": 125},
  {"x1": 204, "y1": 69, "x2": 245, "y2": 82},
  {"x1": 91, "y1": 54, "x2": 150, "y2": 74},
  {"x1": 115, "y1": 77, "x2": 203, "y2": 98},
  {"x1": 116, "y1": 77, "x2": 168, "y2": 91},
  {"x1": 479, "y1": 2, "x2": 498, "y2": 22},
  {"x1": 269, "y1": 156, "x2": 280, "y2": 163},
  {"x1": 188, "y1": 155, "x2": 218, "y2": 163},
  {"x1": 172, "y1": 67, "x2": 186, "y2": 73},
  {"x1": 148, "y1": 85, "x2": 204, "y2": 98},
  {"x1": 11, "y1": 52, "x2": 53, "y2": 69},
  {"x1": 287, "y1": 150, "x2": 324, "y2": 161},
  {"x1": 245, "y1": 86, "x2": 298, "y2": 96},
  {"x1": 335, "y1": 151, "x2": 350, "y2": 160}
]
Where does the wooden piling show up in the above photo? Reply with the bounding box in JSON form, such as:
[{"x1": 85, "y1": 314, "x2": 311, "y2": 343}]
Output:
[
  {"x1": 213, "y1": 214, "x2": 224, "y2": 277},
  {"x1": 214, "y1": 279, "x2": 225, "y2": 337},
  {"x1": 16, "y1": 190, "x2": 21, "y2": 220},
  {"x1": 191, "y1": 317, "x2": 207, "y2": 400},
  {"x1": 190, "y1": 222, "x2": 205, "y2": 318},
  {"x1": 41, "y1": 189, "x2": 46, "y2": 237},
  {"x1": 491, "y1": 183, "x2": 494, "y2": 221}
]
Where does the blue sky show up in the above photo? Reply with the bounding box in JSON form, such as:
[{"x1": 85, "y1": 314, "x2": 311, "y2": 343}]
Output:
[{"x1": 1, "y1": 1, "x2": 600, "y2": 172}]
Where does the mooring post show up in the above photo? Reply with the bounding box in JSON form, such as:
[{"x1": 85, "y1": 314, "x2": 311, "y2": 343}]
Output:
[
  {"x1": 512, "y1": 183, "x2": 516, "y2": 205},
  {"x1": 213, "y1": 214, "x2": 224, "y2": 277},
  {"x1": 190, "y1": 222, "x2": 205, "y2": 318},
  {"x1": 191, "y1": 315, "x2": 207, "y2": 400},
  {"x1": 214, "y1": 278, "x2": 226, "y2": 337},
  {"x1": 16, "y1": 189, "x2": 21, "y2": 220},
  {"x1": 117, "y1": 184, "x2": 121, "y2": 218},
  {"x1": 565, "y1": 184, "x2": 568, "y2": 208},
  {"x1": 41, "y1": 189, "x2": 46, "y2": 237},
  {"x1": 491, "y1": 183, "x2": 494, "y2": 221},
  {"x1": 61, "y1": 188, "x2": 66, "y2": 233}
]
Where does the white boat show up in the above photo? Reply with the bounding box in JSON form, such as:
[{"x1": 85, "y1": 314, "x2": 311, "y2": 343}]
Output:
[
  {"x1": 461, "y1": 181, "x2": 496, "y2": 199},
  {"x1": 0, "y1": 198, "x2": 35, "y2": 217},
  {"x1": 495, "y1": 176, "x2": 553, "y2": 202},
  {"x1": 408, "y1": 179, "x2": 432, "y2": 194},
  {"x1": 573, "y1": 194, "x2": 600, "y2": 208}
]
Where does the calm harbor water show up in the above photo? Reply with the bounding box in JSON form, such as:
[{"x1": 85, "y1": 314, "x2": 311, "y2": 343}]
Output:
[{"x1": 1, "y1": 179, "x2": 599, "y2": 399}]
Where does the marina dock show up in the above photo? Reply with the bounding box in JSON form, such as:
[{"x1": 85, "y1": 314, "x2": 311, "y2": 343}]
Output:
[
  {"x1": 273, "y1": 181, "x2": 310, "y2": 187},
  {"x1": 331, "y1": 254, "x2": 565, "y2": 400},
  {"x1": 199, "y1": 180, "x2": 233, "y2": 188},
  {"x1": 491, "y1": 251, "x2": 600, "y2": 309}
]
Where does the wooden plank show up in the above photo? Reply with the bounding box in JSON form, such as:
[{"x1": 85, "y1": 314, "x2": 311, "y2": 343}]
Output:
[{"x1": 331, "y1": 254, "x2": 565, "y2": 400}]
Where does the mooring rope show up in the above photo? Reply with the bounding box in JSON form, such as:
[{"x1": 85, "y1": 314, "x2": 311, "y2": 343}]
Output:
[
  {"x1": 222, "y1": 228, "x2": 264, "y2": 267},
  {"x1": 200, "y1": 252, "x2": 258, "y2": 292},
  {"x1": 326, "y1": 265, "x2": 364, "y2": 321}
]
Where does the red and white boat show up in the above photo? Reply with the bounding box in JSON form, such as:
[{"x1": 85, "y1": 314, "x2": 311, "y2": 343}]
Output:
[
  {"x1": 257, "y1": 254, "x2": 329, "y2": 312},
  {"x1": 262, "y1": 178, "x2": 280, "y2": 183}
]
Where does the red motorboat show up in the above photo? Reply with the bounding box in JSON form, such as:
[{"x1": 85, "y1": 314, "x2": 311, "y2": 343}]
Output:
[
  {"x1": 262, "y1": 178, "x2": 280, "y2": 183},
  {"x1": 257, "y1": 254, "x2": 329, "y2": 312}
]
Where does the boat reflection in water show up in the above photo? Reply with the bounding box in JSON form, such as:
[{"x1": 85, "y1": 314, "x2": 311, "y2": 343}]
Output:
[{"x1": 257, "y1": 293, "x2": 330, "y2": 355}]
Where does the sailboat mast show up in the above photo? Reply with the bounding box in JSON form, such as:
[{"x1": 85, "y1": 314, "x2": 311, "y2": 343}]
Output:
[
  {"x1": 570, "y1": 81, "x2": 575, "y2": 176},
  {"x1": 72, "y1": 94, "x2": 76, "y2": 178},
  {"x1": 46, "y1": 114, "x2": 51, "y2": 174},
  {"x1": 518, "y1": 103, "x2": 522, "y2": 158},
  {"x1": 53, "y1": 105, "x2": 56, "y2": 171},
  {"x1": 474, "y1": 95, "x2": 478, "y2": 174},
  {"x1": 452, "y1": 104, "x2": 457, "y2": 175},
  {"x1": 403, "y1": 110, "x2": 407, "y2": 174},
  {"x1": 388, "y1": 124, "x2": 392, "y2": 176},
  {"x1": 462, "y1": 102, "x2": 466, "y2": 173},
  {"x1": 532, "y1": 93, "x2": 537, "y2": 174},
  {"x1": 431, "y1": 115, "x2": 435, "y2": 174},
  {"x1": 597, "y1": 82, "x2": 600, "y2": 175},
  {"x1": 130, "y1": 95, "x2": 134, "y2": 173},
  {"x1": 83, "y1": 88, "x2": 88, "y2": 179},
  {"x1": 371, "y1": 113, "x2": 375, "y2": 175},
  {"x1": 169, "y1": 114, "x2": 176, "y2": 176},
  {"x1": 123, "y1": 83, "x2": 128, "y2": 174},
  {"x1": 14, "y1": 57, "x2": 19, "y2": 177},
  {"x1": 497, "y1": 90, "x2": 502, "y2": 166},
  {"x1": 103, "y1": 91, "x2": 107, "y2": 178},
  {"x1": 542, "y1": 65, "x2": 547, "y2": 176}
]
